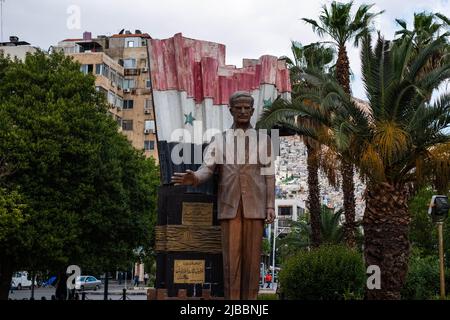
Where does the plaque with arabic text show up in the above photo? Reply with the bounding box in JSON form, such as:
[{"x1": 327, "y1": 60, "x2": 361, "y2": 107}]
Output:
[
  {"x1": 173, "y1": 260, "x2": 205, "y2": 284},
  {"x1": 182, "y1": 202, "x2": 213, "y2": 226}
]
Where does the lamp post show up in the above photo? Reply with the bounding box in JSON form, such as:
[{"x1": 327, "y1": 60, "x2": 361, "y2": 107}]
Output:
[
  {"x1": 437, "y1": 222, "x2": 445, "y2": 299},
  {"x1": 271, "y1": 218, "x2": 277, "y2": 290},
  {"x1": 428, "y1": 195, "x2": 449, "y2": 300}
]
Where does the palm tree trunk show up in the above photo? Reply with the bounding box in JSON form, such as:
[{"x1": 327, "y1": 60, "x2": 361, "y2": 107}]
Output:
[
  {"x1": 363, "y1": 182, "x2": 410, "y2": 300},
  {"x1": 336, "y1": 45, "x2": 351, "y2": 94},
  {"x1": 336, "y1": 45, "x2": 356, "y2": 248},
  {"x1": 342, "y1": 160, "x2": 356, "y2": 247},
  {"x1": 306, "y1": 144, "x2": 321, "y2": 247}
]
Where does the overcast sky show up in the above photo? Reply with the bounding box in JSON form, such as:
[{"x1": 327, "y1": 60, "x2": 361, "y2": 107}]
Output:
[{"x1": 4, "y1": 0, "x2": 450, "y2": 99}]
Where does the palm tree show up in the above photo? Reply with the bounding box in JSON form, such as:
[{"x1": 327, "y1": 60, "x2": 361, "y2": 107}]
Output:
[
  {"x1": 303, "y1": 1, "x2": 384, "y2": 248},
  {"x1": 277, "y1": 41, "x2": 336, "y2": 247},
  {"x1": 277, "y1": 206, "x2": 349, "y2": 259},
  {"x1": 261, "y1": 33, "x2": 450, "y2": 299},
  {"x1": 395, "y1": 11, "x2": 450, "y2": 48},
  {"x1": 395, "y1": 11, "x2": 450, "y2": 84}
]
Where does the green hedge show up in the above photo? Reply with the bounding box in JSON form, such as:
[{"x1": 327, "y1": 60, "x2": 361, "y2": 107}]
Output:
[
  {"x1": 279, "y1": 245, "x2": 365, "y2": 300},
  {"x1": 401, "y1": 248, "x2": 441, "y2": 300}
]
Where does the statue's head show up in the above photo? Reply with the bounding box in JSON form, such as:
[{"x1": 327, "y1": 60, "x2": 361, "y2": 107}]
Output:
[{"x1": 229, "y1": 91, "x2": 254, "y2": 126}]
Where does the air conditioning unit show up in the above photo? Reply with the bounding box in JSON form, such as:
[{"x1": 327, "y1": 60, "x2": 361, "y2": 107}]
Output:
[
  {"x1": 144, "y1": 129, "x2": 153, "y2": 135},
  {"x1": 142, "y1": 67, "x2": 149, "y2": 73},
  {"x1": 123, "y1": 88, "x2": 131, "y2": 93},
  {"x1": 144, "y1": 109, "x2": 151, "y2": 114}
]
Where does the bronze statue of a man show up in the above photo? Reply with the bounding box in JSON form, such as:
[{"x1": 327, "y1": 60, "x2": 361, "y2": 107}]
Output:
[{"x1": 171, "y1": 91, "x2": 276, "y2": 300}]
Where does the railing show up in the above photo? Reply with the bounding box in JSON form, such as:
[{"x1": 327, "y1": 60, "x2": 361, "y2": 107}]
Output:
[{"x1": 124, "y1": 68, "x2": 140, "y2": 76}]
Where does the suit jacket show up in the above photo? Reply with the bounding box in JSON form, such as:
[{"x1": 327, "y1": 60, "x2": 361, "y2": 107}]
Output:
[{"x1": 193, "y1": 125, "x2": 275, "y2": 220}]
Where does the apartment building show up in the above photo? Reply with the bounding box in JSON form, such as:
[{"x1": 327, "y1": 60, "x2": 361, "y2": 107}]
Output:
[
  {"x1": 0, "y1": 36, "x2": 38, "y2": 60},
  {"x1": 275, "y1": 199, "x2": 306, "y2": 235},
  {"x1": 56, "y1": 31, "x2": 158, "y2": 160}
]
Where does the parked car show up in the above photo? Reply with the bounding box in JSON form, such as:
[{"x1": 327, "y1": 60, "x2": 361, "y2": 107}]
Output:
[
  {"x1": 11, "y1": 271, "x2": 35, "y2": 290},
  {"x1": 75, "y1": 276, "x2": 101, "y2": 291}
]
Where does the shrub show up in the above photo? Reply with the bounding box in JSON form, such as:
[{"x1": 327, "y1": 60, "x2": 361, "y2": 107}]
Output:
[
  {"x1": 257, "y1": 293, "x2": 278, "y2": 300},
  {"x1": 401, "y1": 248, "x2": 441, "y2": 300},
  {"x1": 279, "y1": 245, "x2": 365, "y2": 300}
]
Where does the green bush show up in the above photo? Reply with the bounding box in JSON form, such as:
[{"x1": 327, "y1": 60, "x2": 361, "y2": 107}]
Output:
[
  {"x1": 401, "y1": 248, "x2": 441, "y2": 300},
  {"x1": 279, "y1": 245, "x2": 365, "y2": 300},
  {"x1": 257, "y1": 293, "x2": 278, "y2": 300}
]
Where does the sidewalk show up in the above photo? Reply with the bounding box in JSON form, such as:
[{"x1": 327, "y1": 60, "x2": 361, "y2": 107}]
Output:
[
  {"x1": 88, "y1": 280, "x2": 150, "y2": 295},
  {"x1": 258, "y1": 282, "x2": 278, "y2": 294}
]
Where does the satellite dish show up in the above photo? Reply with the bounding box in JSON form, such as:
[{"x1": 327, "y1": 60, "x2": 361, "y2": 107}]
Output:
[{"x1": 119, "y1": 29, "x2": 125, "y2": 35}]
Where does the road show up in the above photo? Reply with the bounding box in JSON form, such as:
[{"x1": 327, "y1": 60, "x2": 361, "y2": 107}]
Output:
[{"x1": 8, "y1": 283, "x2": 148, "y2": 301}]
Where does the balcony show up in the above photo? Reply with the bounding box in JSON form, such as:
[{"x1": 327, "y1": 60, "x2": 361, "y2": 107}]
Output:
[{"x1": 124, "y1": 68, "x2": 140, "y2": 76}]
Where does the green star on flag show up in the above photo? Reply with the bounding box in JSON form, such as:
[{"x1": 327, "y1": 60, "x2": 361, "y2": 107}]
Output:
[
  {"x1": 263, "y1": 98, "x2": 272, "y2": 109},
  {"x1": 184, "y1": 112, "x2": 195, "y2": 125}
]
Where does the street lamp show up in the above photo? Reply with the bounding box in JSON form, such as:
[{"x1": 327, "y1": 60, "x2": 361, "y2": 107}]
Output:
[
  {"x1": 271, "y1": 218, "x2": 286, "y2": 290},
  {"x1": 271, "y1": 218, "x2": 277, "y2": 289},
  {"x1": 428, "y1": 195, "x2": 450, "y2": 299}
]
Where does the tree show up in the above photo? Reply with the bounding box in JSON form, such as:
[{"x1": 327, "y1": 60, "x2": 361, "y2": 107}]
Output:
[
  {"x1": 272, "y1": 41, "x2": 336, "y2": 246},
  {"x1": 303, "y1": 1, "x2": 384, "y2": 247},
  {"x1": 395, "y1": 12, "x2": 450, "y2": 88},
  {"x1": 0, "y1": 51, "x2": 159, "y2": 299},
  {"x1": 278, "y1": 206, "x2": 347, "y2": 259},
  {"x1": 395, "y1": 11, "x2": 450, "y2": 49},
  {"x1": 257, "y1": 32, "x2": 450, "y2": 298}
]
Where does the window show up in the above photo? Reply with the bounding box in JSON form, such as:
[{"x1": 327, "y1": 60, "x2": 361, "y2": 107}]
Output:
[
  {"x1": 122, "y1": 120, "x2": 133, "y2": 131},
  {"x1": 123, "y1": 58, "x2": 136, "y2": 69},
  {"x1": 95, "y1": 86, "x2": 108, "y2": 98},
  {"x1": 127, "y1": 41, "x2": 135, "y2": 48},
  {"x1": 145, "y1": 120, "x2": 155, "y2": 132},
  {"x1": 123, "y1": 79, "x2": 135, "y2": 89},
  {"x1": 144, "y1": 140, "x2": 155, "y2": 151},
  {"x1": 107, "y1": 91, "x2": 116, "y2": 105},
  {"x1": 95, "y1": 64, "x2": 102, "y2": 75},
  {"x1": 110, "y1": 69, "x2": 117, "y2": 85},
  {"x1": 115, "y1": 96, "x2": 123, "y2": 109},
  {"x1": 140, "y1": 58, "x2": 148, "y2": 68},
  {"x1": 80, "y1": 64, "x2": 93, "y2": 74},
  {"x1": 146, "y1": 79, "x2": 152, "y2": 88},
  {"x1": 144, "y1": 99, "x2": 152, "y2": 114},
  {"x1": 278, "y1": 206, "x2": 293, "y2": 216},
  {"x1": 102, "y1": 63, "x2": 110, "y2": 78},
  {"x1": 123, "y1": 100, "x2": 134, "y2": 109},
  {"x1": 117, "y1": 74, "x2": 124, "y2": 89}
]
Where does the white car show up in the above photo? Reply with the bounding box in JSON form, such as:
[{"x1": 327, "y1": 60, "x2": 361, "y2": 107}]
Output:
[
  {"x1": 75, "y1": 276, "x2": 102, "y2": 291},
  {"x1": 11, "y1": 271, "x2": 34, "y2": 290}
]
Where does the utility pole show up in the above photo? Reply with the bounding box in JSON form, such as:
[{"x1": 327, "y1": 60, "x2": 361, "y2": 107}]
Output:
[{"x1": 0, "y1": 0, "x2": 5, "y2": 43}]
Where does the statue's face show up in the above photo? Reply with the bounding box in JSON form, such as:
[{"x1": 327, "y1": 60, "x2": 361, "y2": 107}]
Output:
[{"x1": 230, "y1": 99, "x2": 254, "y2": 126}]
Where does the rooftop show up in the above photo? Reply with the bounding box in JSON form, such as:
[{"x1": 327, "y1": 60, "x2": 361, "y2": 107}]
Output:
[{"x1": 0, "y1": 36, "x2": 31, "y2": 47}]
